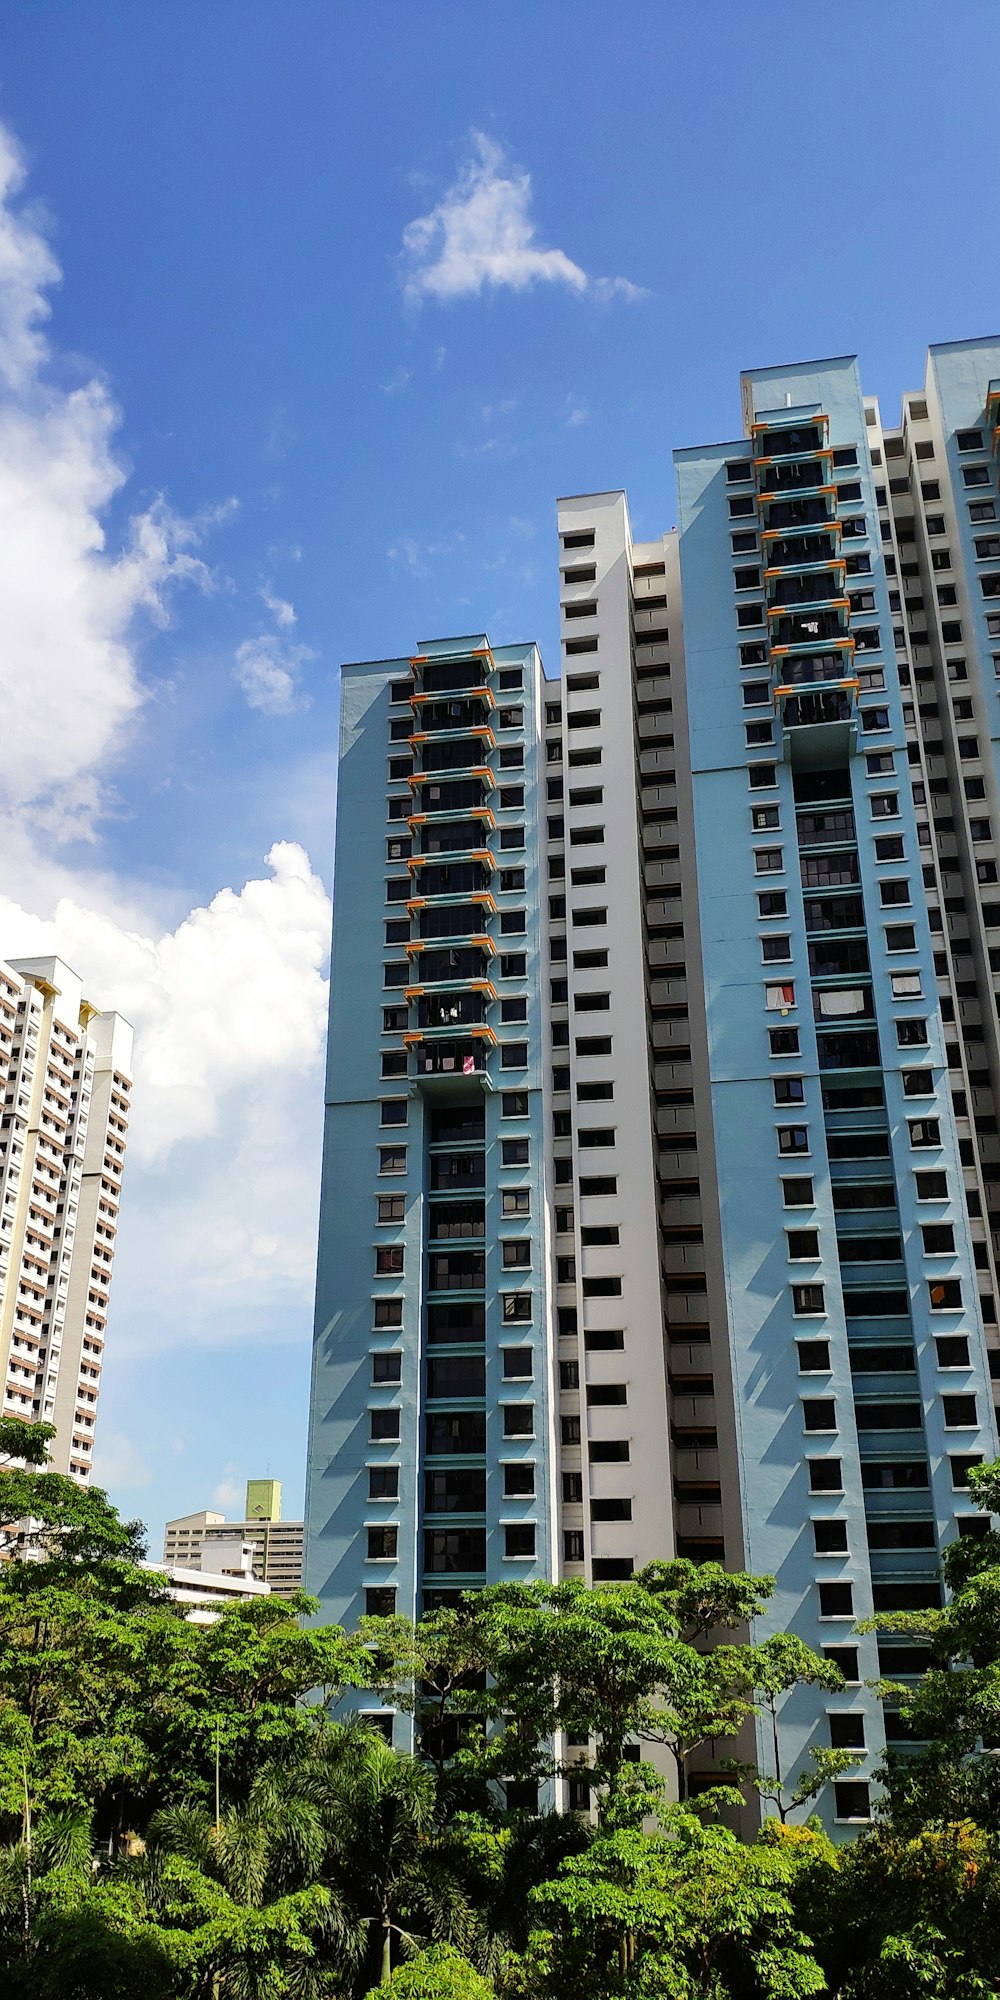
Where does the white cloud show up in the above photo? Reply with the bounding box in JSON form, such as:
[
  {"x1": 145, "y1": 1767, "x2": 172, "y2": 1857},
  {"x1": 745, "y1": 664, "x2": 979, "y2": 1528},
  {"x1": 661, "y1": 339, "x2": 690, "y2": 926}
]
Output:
[
  {"x1": 0, "y1": 132, "x2": 216, "y2": 846},
  {"x1": 259, "y1": 583, "x2": 296, "y2": 627},
  {"x1": 211, "y1": 1471, "x2": 243, "y2": 1512},
  {"x1": 0, "y1": 844, "x2": 333, "y2": 1362},
  {"x1": 0, "y1": 118, "x2": 333, "y2": 1390},
  {"x1": 92, "y1": 1431, "x2": 151, "y2": 1491},
  {"x1": 401, "y1": 134, "x2": 646, "y2": 306},
  {"x1": 379, "y1": 366, "x2": 411, "y2": 395},
  {"x1": 234, "y1": 633, "x2": 314, "y2": 714},
  {"x1": 387, "y1": 531, "x2": 465, "y2": 578},
  {"x1": 0, "y1": 841, "x2": 331, "y2": 1158},
  {"x1": 566, "y1": 403, "x2": 590, "y2": 428}
]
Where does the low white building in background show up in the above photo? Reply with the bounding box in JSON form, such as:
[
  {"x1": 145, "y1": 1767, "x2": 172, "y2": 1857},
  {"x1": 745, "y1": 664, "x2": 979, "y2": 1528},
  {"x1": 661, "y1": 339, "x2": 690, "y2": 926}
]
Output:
[
  {"x1": 148, "y1": 1533, "x2": 271, "y2": 1625},
  {"x1": 163, "y1": 1480, "x2": 304, "y2": 1598}
]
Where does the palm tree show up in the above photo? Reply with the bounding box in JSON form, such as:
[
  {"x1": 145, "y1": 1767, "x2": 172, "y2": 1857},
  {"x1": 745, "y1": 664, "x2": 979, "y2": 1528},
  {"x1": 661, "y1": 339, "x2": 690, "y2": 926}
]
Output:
[
  {"x1": 322, "y1": 1733, "x2": 477, "y2": 1987},
  {"x1": 144, "y1": 1752, "x2": 365, "y2": 1999}
]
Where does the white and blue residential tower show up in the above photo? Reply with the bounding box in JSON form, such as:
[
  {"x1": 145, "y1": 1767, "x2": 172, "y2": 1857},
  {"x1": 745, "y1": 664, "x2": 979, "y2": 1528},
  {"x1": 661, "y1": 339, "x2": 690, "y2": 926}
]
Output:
[{"x1": 305, "y1": 340, "x2": 1000, "y2": 1833}]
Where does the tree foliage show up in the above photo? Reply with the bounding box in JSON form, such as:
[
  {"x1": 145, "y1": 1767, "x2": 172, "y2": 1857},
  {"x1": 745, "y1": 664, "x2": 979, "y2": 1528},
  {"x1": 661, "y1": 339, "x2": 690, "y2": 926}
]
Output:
[{"x1": 4, "y1": 1435, "x2": 1000, "y2": 1995}]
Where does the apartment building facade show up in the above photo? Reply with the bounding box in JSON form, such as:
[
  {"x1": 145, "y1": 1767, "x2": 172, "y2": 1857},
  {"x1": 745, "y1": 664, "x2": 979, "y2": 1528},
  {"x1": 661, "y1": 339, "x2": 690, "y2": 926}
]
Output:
[
  {"x1": 305, "y1": 637, "x2": 560, "y2": 1644},
  {"x1": 0, "y1": 955, "x2": 132, "y2": 1481},
  {"x1": 305, "y1": 339, "x2": 1000, "y2": 1832}
]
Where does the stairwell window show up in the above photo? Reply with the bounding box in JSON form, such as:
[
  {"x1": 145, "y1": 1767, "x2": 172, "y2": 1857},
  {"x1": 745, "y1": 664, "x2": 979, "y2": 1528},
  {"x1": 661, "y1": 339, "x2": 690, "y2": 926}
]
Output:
[
  {"x1": 793, "y1": 1284, "x2": 825, "y2": 1315},
  {"x1": 819, "y1": 1582, "x2": 854, "y2": 1617},
  {"x1": 808, "y1": 1458, "x2": 842, "y2": 1492},
  {"x1": 777, "y1": 1126, "x2": 809, "y2": 1154},
  {"x1": 802, "y1": 1398, "x2": 836, "y2": 1431}
]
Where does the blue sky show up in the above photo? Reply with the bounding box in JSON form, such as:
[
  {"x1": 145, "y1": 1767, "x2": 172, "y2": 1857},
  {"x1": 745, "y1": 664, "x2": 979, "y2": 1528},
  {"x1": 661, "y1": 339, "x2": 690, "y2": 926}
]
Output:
[{"x1": 0, "y1": 0, "x2": 996, "y2": 1550}]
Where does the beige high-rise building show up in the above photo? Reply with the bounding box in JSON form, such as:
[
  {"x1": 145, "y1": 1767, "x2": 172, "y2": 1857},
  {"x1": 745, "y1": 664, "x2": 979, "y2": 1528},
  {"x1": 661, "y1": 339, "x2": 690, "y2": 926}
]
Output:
[
  {"x1": 0, "y1": 955, "x2": 133, "y2": 1482},
  {"x1": 163, "y1": 1481, "x2": 304, "y2": 1598}
]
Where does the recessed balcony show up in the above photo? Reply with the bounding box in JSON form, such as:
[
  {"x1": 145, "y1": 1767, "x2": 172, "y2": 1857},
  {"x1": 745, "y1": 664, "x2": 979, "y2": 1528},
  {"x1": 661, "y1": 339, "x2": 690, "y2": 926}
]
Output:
[
  {"x1": 410, "y1": 691, "x2": 496, "y2": 728},
  {"x1": 409, "y1": 848, "x2": 496, "y2": 877},
  {"x1": 756, "y1": 453, "x2": 833, "y2": 494},
  {"x1": 415, "y1": 732, "x2": 497, "y2": 775},
  {"x1": 409, "y1": 1037, "x2": 494, "y2": 1090},
  {"x1": 769, "y1": 608, "x2": 851, "y2": 651},
  {"x1": 408, "y1": 889, "x2": 497, "y2": 921},
  {"x1": 409, "y1": 804, "x2": 497, "y2": 835},
  {"x1": 766, "y1": 563, "x2": 846, "y2": 608},
  {"x1": 762, "y1": 527, "x2": 842, "y2": 568},
  {"x1": 406, "y1": 932, "x2": 495, "y2": 960},
  {"x1": 406, "y1": 939, "x2": 496, "y2": 971},
  {"x1": 408, "y1": 860, "x2": 494, "y2": 900},
  {"x1": 405, "y1": 976, "x2": 498, "y2": 1004},
  {"x1": 776, "y1": 682, "x2": 857, "y2": 764},
  {"x1": 413, "y1": 992, "x2": 493, "y2": 1032},
  {"x1": 774, "y1": 651, "x2": 857, "y2": 687},
  {"x1": 757, "y1": 491, "x2": 837, "y2": 530},
  {"x1": 409, "y1": 771, "x2": 495, "y2": 802},
  {"x1": 411, "y1": 646, "x2": 495, "y2": 695},
  {"x1": 752, "y1": 416, "x2": 829, "y2": 460}
]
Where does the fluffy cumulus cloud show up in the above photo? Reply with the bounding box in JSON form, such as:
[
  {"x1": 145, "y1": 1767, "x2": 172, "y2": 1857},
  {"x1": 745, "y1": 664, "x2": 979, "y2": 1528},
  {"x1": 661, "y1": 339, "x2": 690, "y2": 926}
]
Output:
[
  {"x1": 401, "y1": 133, "x2": 646, "y2": 305},
  {"x1": 0, "y1": 132, "x2": 215, "y2": 843},
  {"x1": 0, "y1": 120, "x2": 333, "y2": 1391},
  {"x1": 0, "y1": 842, "x2": 331, "y2": 1159},
  {"x1": 234, "y1": 634, "x2": 313, "y2": 713}
]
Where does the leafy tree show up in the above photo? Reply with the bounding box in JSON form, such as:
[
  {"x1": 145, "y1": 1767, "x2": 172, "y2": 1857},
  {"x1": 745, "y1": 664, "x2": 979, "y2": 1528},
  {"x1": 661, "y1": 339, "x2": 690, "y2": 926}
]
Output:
[
  {"x1": 744, "y1": 1634, "x2": 858, "y2": 1824},
  {"x1": 799, "y1": 1819, "x2": 1000, "y2": 2000},
  {"x1": 151, "y1": 1592, "x2": 379, "y2": 1810},
  {"x1": 0, "y1": 1421, "x2": 184, "y2": 1839},
  {"x1": 525, "y1": 1805, "x2": 829, "y2": 1999},
  {"x1": 370, "y1": 1942, "x2": 496, "y2": 2000},
  {"x1": 325, "y1": 1731, "x2": 478, "y2": 1985},
  {"x1": 426, "y1": 1577, "x2": 768, "y2": 1822},
  {"x1": 864, "y1": 1458, "x2": 1000, "y2": 1832},
  {"x1": 0, "y1": 1802, "x2": 177, "y2": 1999},
  {"x1": 138, "y1": 1741, "x2": 366, "y2": 1998},
  {"x1": 0, "y1": 1416, "x2": 149, "y2": 1572}
]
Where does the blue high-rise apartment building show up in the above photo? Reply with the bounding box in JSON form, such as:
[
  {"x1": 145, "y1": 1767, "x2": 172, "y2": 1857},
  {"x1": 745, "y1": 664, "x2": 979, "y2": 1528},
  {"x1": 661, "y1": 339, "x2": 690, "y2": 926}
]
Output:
[
  {"x1": 306, "y1": 637, "x2": 561, "y2": 1657},
  {"x1": 305, "y1": 341, "x2": 1000, "y2": 1831}
]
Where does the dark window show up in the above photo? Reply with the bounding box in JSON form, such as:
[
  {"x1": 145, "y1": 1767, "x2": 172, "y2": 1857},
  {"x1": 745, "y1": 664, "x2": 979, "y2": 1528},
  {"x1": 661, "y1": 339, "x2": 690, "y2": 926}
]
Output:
[
  {"x1": 788, "y1": 1228, "x2": 819, "y2": 1258},
  {"x1": 783, "y1": 1177, "x2": 814, "y2": 1206},
  {"x1": 504, "y1": 1463, "x2": 535, "y2": 1498},
  {"x1": 778, "y1": 1126, "x2": 810, "y2": 1154},
  {"x1": 814, "y1": 1519, "x2": 848, "y2": 1553},
  {"x1": 928, "y1": 1278, "x2": 962, "y2": 1310},
  {"x1": 798, "y1": 1340, "x2": 831, "y2": 1372},
  {"x1": 793, "y1": 1284, "x2": 825, "y2": 1314},
  {"x1": 370, "y1": 1409, "x2": 400, "y2": 1442},
  {"x1": 824, "y1": 1646, "x2": 859, "y2": 1682},
  {"x1": 935, "y1": 1335, "x2": 970, "y2": 1368},
  {"x1": 808, "y1": 1459, "x2": 842, "y2": 1492},
  {"x1": 774, "y1": 1077, "x2": 805, "y2": 1105},
  {"x1": 819, "y1": 1582, "x2": 854, "y2": 1616},
  {"x1": 504, "y1": 1524, "x2": 535, "y2": 1559},
  {"x1": 943, "y1": 1394, "x2": 978, "y2": 1427},
  {"x1": 803, "y1": 1397, "x2": 836, "y2": 1430}
]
